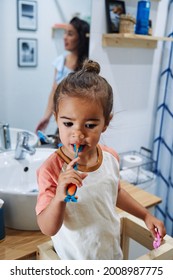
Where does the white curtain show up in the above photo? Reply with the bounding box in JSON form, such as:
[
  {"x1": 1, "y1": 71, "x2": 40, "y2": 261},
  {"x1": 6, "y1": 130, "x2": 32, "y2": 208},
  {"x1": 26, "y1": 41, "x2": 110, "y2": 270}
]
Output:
[{"x1": 153, "y1": 1, "x2": 173, "y2": 236}]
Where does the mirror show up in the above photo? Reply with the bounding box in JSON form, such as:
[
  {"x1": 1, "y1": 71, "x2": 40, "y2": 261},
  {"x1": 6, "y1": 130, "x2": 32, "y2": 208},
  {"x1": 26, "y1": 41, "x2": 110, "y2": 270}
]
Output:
[{"x1": 0, "y1": 0, "x2": 92, "y2": 134}]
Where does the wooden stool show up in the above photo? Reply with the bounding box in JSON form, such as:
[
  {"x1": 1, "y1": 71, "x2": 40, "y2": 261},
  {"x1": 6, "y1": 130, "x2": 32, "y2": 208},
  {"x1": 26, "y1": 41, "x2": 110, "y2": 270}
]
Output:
[{"x1": 37, "y1": 213, "x2": 173, "y2": 260}]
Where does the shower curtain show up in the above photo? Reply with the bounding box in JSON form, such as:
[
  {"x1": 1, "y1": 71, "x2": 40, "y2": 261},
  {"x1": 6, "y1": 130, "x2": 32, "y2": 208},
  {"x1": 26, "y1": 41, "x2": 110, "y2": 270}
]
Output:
[{"x1": 153, "y1": 1, "x2": 173, "y2": 236}]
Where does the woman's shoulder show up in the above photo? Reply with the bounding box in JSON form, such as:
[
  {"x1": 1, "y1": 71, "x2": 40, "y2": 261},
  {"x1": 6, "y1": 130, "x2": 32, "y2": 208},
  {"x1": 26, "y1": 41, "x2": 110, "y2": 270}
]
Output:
[{"x1": 52, "y1": 53, "x2": 66, "y2": 69}]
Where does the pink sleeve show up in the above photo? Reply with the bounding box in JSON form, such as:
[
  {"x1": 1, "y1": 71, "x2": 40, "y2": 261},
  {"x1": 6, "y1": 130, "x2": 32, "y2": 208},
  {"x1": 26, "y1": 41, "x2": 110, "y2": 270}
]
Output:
[{"x1": 35, "y1": 153, "x2": 62, "y2": 215}]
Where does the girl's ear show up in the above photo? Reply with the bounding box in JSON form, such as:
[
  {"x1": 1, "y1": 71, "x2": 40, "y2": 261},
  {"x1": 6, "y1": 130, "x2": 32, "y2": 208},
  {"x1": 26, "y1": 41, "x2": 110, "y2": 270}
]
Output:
[
  {"x1": 53, "y1": 111, "x2": 57, "y2": 121},
  {"x1": 109, "y1": 113, "x2": 113, "y2": 122},
  {"x1": 102, "y1": 125, "x2": 108, "y2": 133},
  {"x1": 102, "y1": 113, "x2": 113, "y2": 133}
]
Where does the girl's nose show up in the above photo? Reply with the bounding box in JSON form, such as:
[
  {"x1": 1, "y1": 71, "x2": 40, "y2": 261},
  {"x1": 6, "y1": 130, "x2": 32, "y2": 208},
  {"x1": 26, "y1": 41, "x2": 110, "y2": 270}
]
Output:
[{"x1": 72, "y1": 130, "x2": 85, "y2": 141}]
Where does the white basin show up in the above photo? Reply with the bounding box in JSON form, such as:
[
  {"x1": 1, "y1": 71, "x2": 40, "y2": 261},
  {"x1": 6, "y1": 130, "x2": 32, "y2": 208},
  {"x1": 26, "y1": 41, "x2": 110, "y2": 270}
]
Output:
[
  {"x1": 10, "y1": 127, "x2": 38, "y2": 150},
  {"x1": 0, "y1": 148, "x2": 55, "y2": 230}
]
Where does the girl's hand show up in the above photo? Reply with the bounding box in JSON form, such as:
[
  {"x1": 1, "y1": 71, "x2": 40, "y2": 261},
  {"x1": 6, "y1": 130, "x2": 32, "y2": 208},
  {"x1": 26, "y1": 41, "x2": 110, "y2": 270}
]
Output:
[
  {"x1": 144, "y1": 212, "x2": 166, "y2": 240},
  {"x1": 56, "y1": 157, "x2": 88, "y2": 201}
]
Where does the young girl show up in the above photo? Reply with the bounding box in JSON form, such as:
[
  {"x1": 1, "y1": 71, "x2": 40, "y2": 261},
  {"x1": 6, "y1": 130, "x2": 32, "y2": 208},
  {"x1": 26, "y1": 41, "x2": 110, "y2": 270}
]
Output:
[{"x1": 36, "y1": 60, "x2": 166, "y2": 260}]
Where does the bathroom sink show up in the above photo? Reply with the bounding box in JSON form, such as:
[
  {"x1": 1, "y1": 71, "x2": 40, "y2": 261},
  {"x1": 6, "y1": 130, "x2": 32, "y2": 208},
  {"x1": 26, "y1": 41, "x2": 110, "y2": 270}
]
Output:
[
  {"x1": 0, "y1": 148, "x2": 55, "y2": 230},
  {"x1": 10, "y1": 127, "x2": 38, "y2": 150}
]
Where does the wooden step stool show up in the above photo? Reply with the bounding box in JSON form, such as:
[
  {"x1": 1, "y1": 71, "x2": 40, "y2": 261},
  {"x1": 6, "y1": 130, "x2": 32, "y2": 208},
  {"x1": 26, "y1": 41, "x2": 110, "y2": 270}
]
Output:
[{"x1": 37, "y1": 213, "x2": 173, "y2": 260}]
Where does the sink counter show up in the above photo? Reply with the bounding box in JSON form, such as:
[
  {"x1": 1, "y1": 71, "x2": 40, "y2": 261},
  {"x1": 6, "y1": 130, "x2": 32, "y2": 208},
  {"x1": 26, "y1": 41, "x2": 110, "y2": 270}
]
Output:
[
  {"x1": 0, "y1": 180, "x2": 161, "y2": 260},
  {"x1": 0, "y1": 228, "x2": 49, "y2": 260}
]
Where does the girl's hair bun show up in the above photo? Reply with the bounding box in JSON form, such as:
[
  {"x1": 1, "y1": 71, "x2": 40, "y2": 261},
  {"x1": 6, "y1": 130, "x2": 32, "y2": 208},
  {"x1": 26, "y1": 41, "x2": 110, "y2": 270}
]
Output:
[{"x1": 82, "y1": 59, "x2": 100, "y2": 74}]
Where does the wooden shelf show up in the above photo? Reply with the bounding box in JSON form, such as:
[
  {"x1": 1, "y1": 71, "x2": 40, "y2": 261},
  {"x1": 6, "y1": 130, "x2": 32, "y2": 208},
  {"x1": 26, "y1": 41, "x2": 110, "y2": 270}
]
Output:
[{"x1": 102, "y1": 33, "x2": 173, "y2": 49}]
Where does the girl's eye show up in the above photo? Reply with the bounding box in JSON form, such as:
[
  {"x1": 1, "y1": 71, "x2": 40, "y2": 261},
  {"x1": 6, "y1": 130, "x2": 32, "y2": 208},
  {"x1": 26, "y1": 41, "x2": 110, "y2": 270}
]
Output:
[
  {"x1": 85, "y1": 124, "x2": 97, "y2": 129},
  {"x1": 63, "y1": 122, "x2": 73, "y2": 127}
]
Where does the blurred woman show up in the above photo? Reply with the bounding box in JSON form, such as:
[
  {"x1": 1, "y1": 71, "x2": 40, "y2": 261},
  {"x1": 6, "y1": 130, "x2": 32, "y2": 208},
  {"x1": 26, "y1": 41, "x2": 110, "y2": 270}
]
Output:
[{"x1": 35, "y1": 17, "x2": 89, "y2": 133}]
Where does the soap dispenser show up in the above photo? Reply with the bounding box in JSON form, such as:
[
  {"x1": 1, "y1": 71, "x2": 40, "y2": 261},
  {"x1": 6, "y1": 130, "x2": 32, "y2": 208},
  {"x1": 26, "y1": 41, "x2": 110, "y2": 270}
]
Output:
[{"x1": 135, "y1": 0, "x2": 151, "y2": 35}]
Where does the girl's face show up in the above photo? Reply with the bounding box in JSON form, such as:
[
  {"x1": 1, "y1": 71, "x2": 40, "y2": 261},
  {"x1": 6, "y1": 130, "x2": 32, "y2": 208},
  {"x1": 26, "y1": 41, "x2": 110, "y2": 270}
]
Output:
[
  {"x1": 64, "y1": 24, "x2": 79, "y2": 52},
  {"x1": 56, "y1": 96, "x2": 108, "y2": 165}
]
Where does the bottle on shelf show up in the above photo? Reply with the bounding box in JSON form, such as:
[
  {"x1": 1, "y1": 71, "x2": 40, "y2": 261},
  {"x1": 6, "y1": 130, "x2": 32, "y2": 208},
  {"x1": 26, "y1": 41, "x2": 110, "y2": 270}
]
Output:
[{"x1": 135, "y1": 0, "x2": 151, "y2": 35}]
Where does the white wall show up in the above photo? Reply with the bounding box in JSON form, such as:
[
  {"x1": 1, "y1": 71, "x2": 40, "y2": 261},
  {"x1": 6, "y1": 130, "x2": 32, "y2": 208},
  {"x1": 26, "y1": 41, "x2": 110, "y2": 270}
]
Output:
[
  {"x1": 0, "y1": 0, "x2": 7, "y2": 120},
  {"x1": 89, "y1": 0, "x2": 168, "y2": 153},
  {"x1": 0, "y1": 0, "x2": 169, "y2": 154}
]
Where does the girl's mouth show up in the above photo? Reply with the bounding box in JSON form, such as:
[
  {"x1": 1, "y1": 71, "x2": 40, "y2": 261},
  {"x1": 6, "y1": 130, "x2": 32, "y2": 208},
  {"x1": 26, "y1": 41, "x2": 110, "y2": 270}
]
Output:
[{"x1": 71, "y1": 144, "x2": 85, "y2": 153}]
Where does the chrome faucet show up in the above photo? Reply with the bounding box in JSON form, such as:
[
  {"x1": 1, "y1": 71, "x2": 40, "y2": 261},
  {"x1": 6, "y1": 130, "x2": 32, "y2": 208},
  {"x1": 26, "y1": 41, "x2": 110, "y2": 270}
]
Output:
[
  {"x1": 0, "y1": 122, "x2": 11, "y2": 151},
  {"x1": 15, "y1": 131, "x2": 36, "y2": 160}
]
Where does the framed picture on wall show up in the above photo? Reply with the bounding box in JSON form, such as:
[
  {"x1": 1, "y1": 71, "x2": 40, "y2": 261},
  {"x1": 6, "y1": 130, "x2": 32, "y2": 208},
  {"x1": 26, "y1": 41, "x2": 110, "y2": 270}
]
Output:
[
  {"x1": 17, "y1": 0, "x2": 37, "y2": 31},
  {"x1": 17, "y1": 38, "x2": 37, "y2": 67},
  {"x1": 105, "y1": 0, "x2": 126, "y2": 33}
]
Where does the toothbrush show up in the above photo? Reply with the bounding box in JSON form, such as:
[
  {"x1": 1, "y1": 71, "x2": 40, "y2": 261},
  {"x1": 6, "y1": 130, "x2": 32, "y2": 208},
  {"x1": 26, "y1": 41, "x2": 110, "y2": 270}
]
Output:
[
  {"x1": 37, "y1": 130, "x2": 54, "y2": 144},
  {"x1": 153, "y1": 231, "x2": 161, "y2": 249},
  {"x1": 64, "y1": 144, "x2": 83, "y2": 202}
]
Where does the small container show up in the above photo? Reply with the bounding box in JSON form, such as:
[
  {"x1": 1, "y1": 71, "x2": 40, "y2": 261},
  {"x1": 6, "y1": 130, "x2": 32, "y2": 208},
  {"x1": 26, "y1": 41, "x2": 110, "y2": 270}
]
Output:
[
  {"x1": 0, "y1": 199, "x2": 5, "y2": 242},
  {"x1": 119, "y1": 147, "x2": 156, "y2": 185},
  {"x1": 119, "y1": 14, "x2": 136, "y2": 34},
  {"x1": 135, "y1": 0, "x2": 151, "y2": 35}
]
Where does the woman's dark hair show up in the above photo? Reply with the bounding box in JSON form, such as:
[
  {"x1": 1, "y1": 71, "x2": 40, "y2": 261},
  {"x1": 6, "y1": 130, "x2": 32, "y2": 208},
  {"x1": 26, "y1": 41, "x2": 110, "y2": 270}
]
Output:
[{"x1": 70, "y1": 17, "x2": 90, "y2": 71}]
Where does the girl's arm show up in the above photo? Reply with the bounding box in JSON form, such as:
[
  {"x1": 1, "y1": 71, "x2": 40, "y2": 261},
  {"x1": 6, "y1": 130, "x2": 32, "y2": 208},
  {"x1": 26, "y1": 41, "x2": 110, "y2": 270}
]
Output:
[
  {"x1": 37, "y1": 157, "x2": 87, "y2": 236},
  {"x1": 116, "y1": 188, "x2": 166, "y2": 239},
  {"x1": 37, "y1": 195, "x2": 66, "y2": 236},
  {"x1": 35, "y1": 70, "x2": 58, "y2": 132}
]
